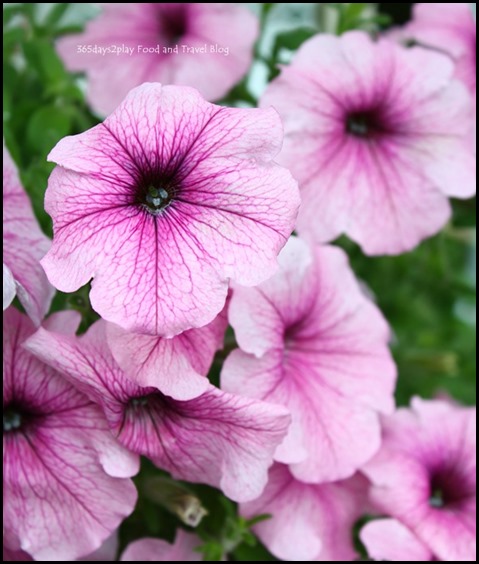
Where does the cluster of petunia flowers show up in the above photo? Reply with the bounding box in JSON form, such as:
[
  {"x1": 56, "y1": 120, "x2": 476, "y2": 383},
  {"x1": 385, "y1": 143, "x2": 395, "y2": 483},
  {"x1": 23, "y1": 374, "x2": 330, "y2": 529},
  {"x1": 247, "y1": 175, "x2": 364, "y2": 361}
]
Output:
[{"x1": 3, "y1": 3, "x2": 477, "y2": 562}]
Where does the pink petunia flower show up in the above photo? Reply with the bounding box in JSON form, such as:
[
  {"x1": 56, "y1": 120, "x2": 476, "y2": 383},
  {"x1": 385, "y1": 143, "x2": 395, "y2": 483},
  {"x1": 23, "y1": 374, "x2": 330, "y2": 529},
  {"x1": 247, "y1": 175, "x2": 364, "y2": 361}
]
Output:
[
  {"x1": 57, "y1": 3, "x2": 259, "y2": 116},
  {"x1": 241, "y1": 464, "x2": 368, "y2": 561},
  {"x1": 361, "y1": 519, "x2": 434, "y2": 561},
  {"x1": 261, "y1": 31, "x2": 476, "y2": 256},
  {"x1": 222, "y1": 237, "x2": 396, "y2": 483},
  {"x1": 363, "y1": 398, "x2": 476, "y2": 562},
  {"x1": 2, "y1": 546, "x2": 32, "y2": 562},
  {"x1": 106, "y1": 307, "x2": 227, "y2": 400},
  {"x1": 406, "y1": 3, "x2": 476, "y2": 100},
  {"x1": 3, "y1": 308, "x2": 138, "y2": 561},
  {"x1": 121, "y1": 530, "x2": 202, "y2": 561},
  {"x1": 3, "y1": 532, "x2": 119, "y2": 562},
  {"x1": 80, "y1": 532, "x2": 119, "y2": 561},
  {"x1": 42, "y1": 83, "x2": 300, "y2": 337},
  {"x1": 25, "y1": 319, "x2": 291, "y2": 503},
  {"x1": 3, "y1": 143, "x2": 54, "y2": 324}
]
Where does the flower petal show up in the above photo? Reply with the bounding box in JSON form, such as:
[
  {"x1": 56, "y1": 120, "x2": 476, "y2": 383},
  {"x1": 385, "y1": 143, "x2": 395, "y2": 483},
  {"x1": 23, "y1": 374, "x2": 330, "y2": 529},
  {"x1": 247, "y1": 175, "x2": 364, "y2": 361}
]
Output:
[
  {"x1": 261, "y1": 32, "x2": 475, "y2": 255},
  {"x1": 121, "y1": 531, "x2": 202, "y2": 562},
  {"x1": 241, "y1": 464, "x2": 368, "y2": 561},
  {"x1": 107, "y1": 308, "x2": 226, "y2": 400},
  {"x1": 4, "y1": 309, "x2": 138, "y2": 561},
  {"x1": 3, "y1": 143, "x2": 54, "y2": 324},
  {"x1": 222, "y1": 238, "x2": 396, "y2": 483},
  {"x1": 25, "y1": 320, "x2": 291, "y2": 503},
  {"x1": 3, "y1": 263, "x2": 16, "y2": 310},
  {"x1": 361, "y1": 519, "x2": 433, "y2": 561},
  {"x1": 43, "y1": 84, "x2": 299, "y2": 336}
]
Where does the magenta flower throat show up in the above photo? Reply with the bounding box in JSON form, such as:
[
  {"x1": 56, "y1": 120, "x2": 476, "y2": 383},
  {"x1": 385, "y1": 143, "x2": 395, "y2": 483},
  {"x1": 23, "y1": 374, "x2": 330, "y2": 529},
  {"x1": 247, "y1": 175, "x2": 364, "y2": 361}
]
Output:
[{"x1": 41, "y1": 84, "x2": 300, "y2": 337}]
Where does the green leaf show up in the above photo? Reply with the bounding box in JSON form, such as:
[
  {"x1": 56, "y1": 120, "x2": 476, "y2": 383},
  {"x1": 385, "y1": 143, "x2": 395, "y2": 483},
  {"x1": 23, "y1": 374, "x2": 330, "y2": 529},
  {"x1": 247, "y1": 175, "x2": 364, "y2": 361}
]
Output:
[
  {"x1": 27, "y1": 105, "x2": 71, "y2": 153},
  {"x1": 344, "y1": 2, "x2": 369, "y2": 21},
  {"x1": 23, "y1": 38, "x2": 69, "y2": 87},
  {"x1": 233, "y1": 540, "x2": 278, "y2": 561},
  {"x1": 245, "y1": 513, "x2": 272, "y2": 527},
  {"x1": 273, "y1": 27, "x2": 317, "y2": 59},
  {"x1": 453, "y1": 198, "x2": 477, "y2": 228},
  {"x1": 3, "y1": 4, "x2": 26, "y2": 27},
  {"x1": 197, "y1": 541, "x2": 224, "y2": 561},
  {"x1": 3, "y1": 26, "x2": 26, "y2": 52},
  {"x1": 358, "y1": 13, "x2": 393, "y2": 28},
  {"x1": 44, "y1": 3, "x2": 71, "y2": 28},
  {"x1": 262, "y1": 3, "x2": 275, "y2": 19}
]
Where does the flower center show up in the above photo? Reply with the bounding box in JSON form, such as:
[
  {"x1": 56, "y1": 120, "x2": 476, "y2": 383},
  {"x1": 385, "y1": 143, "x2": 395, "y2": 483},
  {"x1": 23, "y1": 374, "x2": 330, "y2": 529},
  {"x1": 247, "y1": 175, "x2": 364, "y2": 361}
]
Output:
[
  {"x1": 138, "y1": 182, "x2": 174, "y2": 215},
  {"x1": 346, "y1": 109, "x2": 385, "y2": 138},
  {"x1": 126, "y1": 392, "x2": 175, "y2": 420},
  {"x1": 130, "y1": 395, "x2": 152, "y2": 409},
  {"x1": 429, "y1": 467, "x2": 474, "y2": 509},
  {"x1": 3, "y1": 403, "x2": 35, "y2": 434},
  {"x1": 159, "y1": 5, "x2": 188, "y2": 46},
  {"x1": 145, "y1": 185, "x2": 172, "y2": 212},
  {"x1": 3, "y1": 407, "x2": 22, "y2": 433}
]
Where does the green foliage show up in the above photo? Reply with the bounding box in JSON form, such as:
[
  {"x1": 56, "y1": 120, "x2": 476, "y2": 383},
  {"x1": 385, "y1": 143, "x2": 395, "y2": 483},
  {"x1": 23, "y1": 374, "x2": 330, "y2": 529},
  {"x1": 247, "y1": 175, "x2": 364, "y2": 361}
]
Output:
[
  {"x1": 326, "y1": 2, "x2": 392, "y2": 33},
  {"x1": 272, "y1": 27, "x2": 318, "y2": 60},
  {"x1": 3, "y1": 3, "x2": 98, "y2": 235}
]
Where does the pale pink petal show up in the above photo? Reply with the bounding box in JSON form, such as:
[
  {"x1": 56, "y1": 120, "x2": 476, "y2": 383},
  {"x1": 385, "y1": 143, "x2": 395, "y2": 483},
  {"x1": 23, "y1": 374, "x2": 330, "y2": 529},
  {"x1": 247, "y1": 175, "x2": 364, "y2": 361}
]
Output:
[
  {"x1": 228, "y1": 236, "x2": 314, "y2": 357},
  {"x1": 107, "y1": 308, "x2": 227, "y2": 400},
  {"x1": 25, "y1": 320, "x2": 291, "y2": 503},
  {"x1": 408, "y1": 3, "x2": 476, "y2": 87},
  {"x1": 363, "y1": 399, "x2": 476, "y2": 562},
  {"x1": 42, "y1": 309, "x2": 82, "y2": 334},
  {"x1": 80, "y1": 531, "x2": 118, "y2": 561},
  {"x1": 261, "y1": 31, "x2": 476, "y2": 255},
  {"x1": 3, "y1": 263, "x2": 16, "y2": 310},
  {"x1": 121, "y1": 530, "x2": 201, "y2": 562},
  {"x1": 58, "y1": 4, "x2": 258, "y2": 115},
  {"x1": 3, "y1": 546, "x2": 33, "y2": 562},
  {"x1": 222, "y1": 237, "x2": 396, "y2": 483},
  {"x1": 241, "y1": 464, "x2": 368, "y2": 561},
  {"x1": 42, "y1": 84, "x2": 299, "y2": 336},
  {"x1": 3, "y1": 143, "x2": 54, "y2": 324},
  {"x1": 3, "y1": 309, "x2": 138, "y2": 561},
  {"x1": 361, "y1": 519, "x2": 433, "y2": 561}
]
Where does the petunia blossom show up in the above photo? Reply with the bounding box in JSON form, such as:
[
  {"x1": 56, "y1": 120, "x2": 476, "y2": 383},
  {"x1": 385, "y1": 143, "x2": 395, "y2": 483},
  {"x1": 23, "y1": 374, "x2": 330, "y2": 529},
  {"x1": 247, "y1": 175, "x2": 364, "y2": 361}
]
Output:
[
  {"x1": 25, "y1": 319, "x2": 291, "y2": 503},
  {"x1": 261, "y1": 31, "x2": 476, "y2": 256},
  {"x1": 80, "y1": 532, "x2": 119, "y2": 562},
  {"x1": 106, "y1": 307, "x2": 227, "y2": 400},
  {"x1": 2, "y1": 546, "x2": 33, "y2": 562},
  {"x1": 241, "y1": 464, "x2": 368, "y2": 561},
  {"x1": 42, "y1": 83, "x2": 300, "y2": 337},
  {"x1": 3, "y1": 532, "x2": 118, "y2": 562},
  {"x1": 57, "y1": 3, "x2": 259, "y2": 116},
  {"x1": 406, "y1": 3, "x2": 476, "y2": 101},
  {"x1": 405, "y1": 3, "x2": 476, "y2": 149},
  {"x1": 363, "y1": 398, "x2": 476, "y2": 562},
  {"x1": 3, "y1": 308, "x2": 138, "y2": 562},
  {"x1": 121, "y1": 530, "x2": 202, "y2": 562},
  {"x1": 361, "y1": 519, "x2": 434, "y2": 561},
  {"x1": 3, "y1": 142, "x2": 54, "y2": 324},
  {"x1": 222, "y1": 237, "x2": 396, "y2": 483}
]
